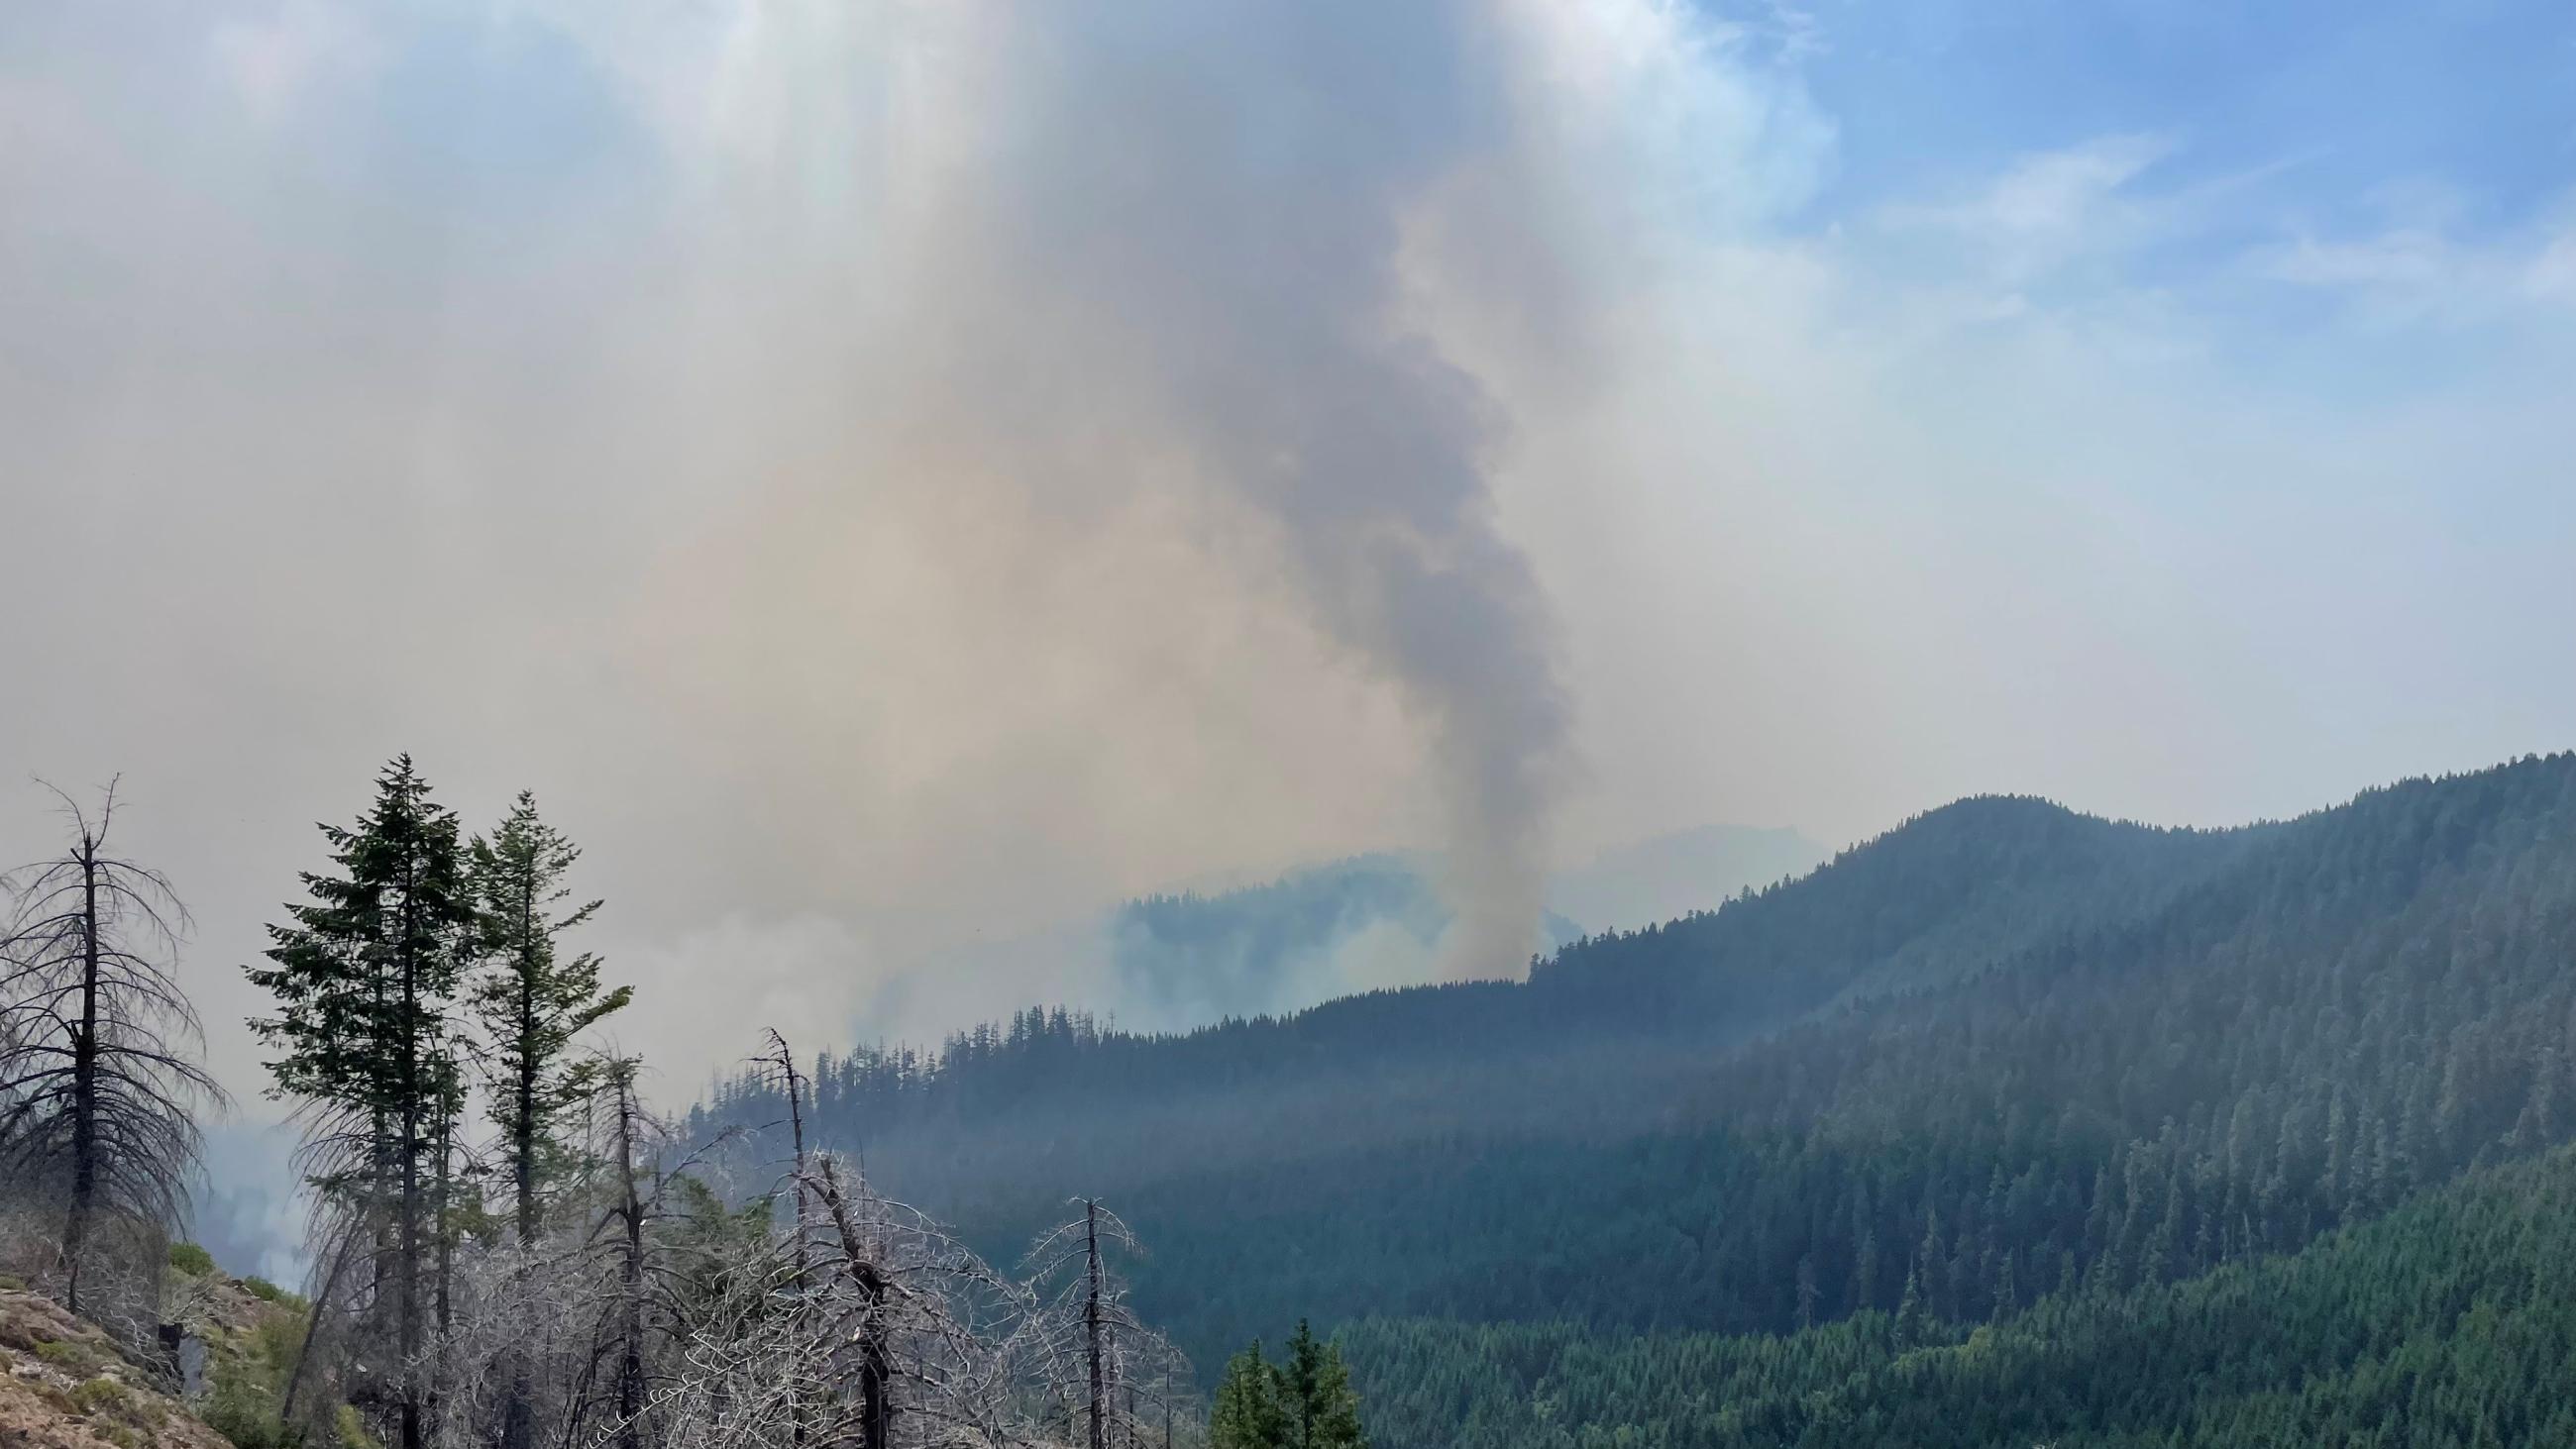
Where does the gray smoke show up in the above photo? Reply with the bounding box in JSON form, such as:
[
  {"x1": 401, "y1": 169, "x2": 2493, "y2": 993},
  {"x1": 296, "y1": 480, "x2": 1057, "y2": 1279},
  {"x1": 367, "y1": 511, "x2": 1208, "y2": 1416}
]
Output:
[
  {"x1": 857, "y1": 0, "x2": 1581, "y2": 977},
  {"x1": 0, "y1": 0, "x2": 1676, "y2": 1109}
]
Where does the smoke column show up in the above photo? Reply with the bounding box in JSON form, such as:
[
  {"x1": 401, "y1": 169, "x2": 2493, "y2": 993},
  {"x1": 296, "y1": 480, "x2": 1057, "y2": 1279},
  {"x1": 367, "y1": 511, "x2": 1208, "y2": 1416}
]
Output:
[{"x1": 833, "y1": 0, "x2": 1581, "y2": 977}]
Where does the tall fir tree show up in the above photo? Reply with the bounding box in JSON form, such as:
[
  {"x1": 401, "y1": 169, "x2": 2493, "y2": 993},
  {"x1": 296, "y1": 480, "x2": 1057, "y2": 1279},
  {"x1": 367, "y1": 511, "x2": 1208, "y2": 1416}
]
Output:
[
  {"x1": 1284, "y1": 1320, "x2": 1368, "y2": 1449},
  {"x1": 247, "y1": 755, "x2": 472, "y2": 1449},
  {"x1": 468, "y1": 789, "x2": 629, "y2": 1449},
  {"x1": 1210, "y1": 1342, "x2": 1289, "y2": 1449},
  {"x1": 468, "y1": 789, "x2": 630, "y2": 1246}
]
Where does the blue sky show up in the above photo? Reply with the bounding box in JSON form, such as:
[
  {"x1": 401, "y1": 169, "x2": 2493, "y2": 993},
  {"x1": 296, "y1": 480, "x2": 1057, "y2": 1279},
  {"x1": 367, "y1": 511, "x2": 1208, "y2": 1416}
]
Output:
[
  {"x1": 1798, "y1": 0, "x2": 2573, "y2": 215},
  {"x1": 1695, "y1": 0, "x2": 2576, "y2": 409}
]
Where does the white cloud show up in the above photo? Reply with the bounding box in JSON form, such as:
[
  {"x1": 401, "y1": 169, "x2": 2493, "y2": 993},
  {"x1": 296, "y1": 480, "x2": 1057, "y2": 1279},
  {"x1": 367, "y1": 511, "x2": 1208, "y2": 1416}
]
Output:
[
  {"x1": 2529, "y1": 226, "x2": 2576, "y2": 302},
  {"x1": 1880, "y1": 134, "x2": 2173, "y2": 284},
  {"x1": 2248, "y1": 191, "x2": 2576, "y2": 325}
]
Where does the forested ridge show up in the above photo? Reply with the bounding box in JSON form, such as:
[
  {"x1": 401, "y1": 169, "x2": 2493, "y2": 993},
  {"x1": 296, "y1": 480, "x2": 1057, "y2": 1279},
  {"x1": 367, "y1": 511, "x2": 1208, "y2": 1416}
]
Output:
[
  {"x1": 698, "y1": 751, "x2": 2576, "y2": 1443},
  {"x1": 1344, "y1": 1141, "x2": 2576, "y2": 1447}
]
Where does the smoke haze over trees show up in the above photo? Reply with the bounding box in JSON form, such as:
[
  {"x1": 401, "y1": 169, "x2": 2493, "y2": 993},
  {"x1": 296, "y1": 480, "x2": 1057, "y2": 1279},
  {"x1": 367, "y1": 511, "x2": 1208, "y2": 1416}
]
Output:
[
  {"x1": 698, "y1": 752, "x2": 2576, "y2": 1445},
  {"x1": 3, "y1": 1, "x2": 2570, "y2": 1443}
]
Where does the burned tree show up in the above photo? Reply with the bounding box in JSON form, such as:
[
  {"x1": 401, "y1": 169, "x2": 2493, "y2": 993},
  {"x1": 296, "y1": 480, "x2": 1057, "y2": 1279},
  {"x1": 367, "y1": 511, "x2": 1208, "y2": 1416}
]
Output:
[
  {"x1": 760, "y1": 1030, "x2": 819, "y2": 1447},
  {"x1": 0, "y1": 778, "x2": 224, "y2": 1323},
  {"x1": 606, "y1": 1056, "x2": 656, "y2": 1449},
  {"x1": 1026, "y1": 1199, "x2": 1179, "y2": 1449},
  {"x1": 400, "y1": 1025, "x2": 1198, "y2": 1449}
]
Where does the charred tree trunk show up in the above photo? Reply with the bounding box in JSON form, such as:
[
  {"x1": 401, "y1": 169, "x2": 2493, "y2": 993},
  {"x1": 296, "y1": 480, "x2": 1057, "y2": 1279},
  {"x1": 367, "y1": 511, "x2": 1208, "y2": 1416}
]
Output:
[
  {"x1": 858, "y1": 1260, "x2": 892, "y2": 1449},
  {"x1": 615, "y1": 1072, "x2": 647, "y2": 1449},
  {"x1": 6, "y1": 782, "x2": 221, "y2": 1334},
  {"x1": 768, "y1": 1032, "x2": 814, "y2": 1449},
  {"x1": 1087, "y1": 1198, "x2": 1107, "y2": 1449},
  {"x1": 811, "y1": 1155, "x2": 896, "y2": 1449},
  {"x1": 429, "y1": 1100, "x2": 456, "y2": 1442},
  {"x1": 63, "y1": 836, "x2": 101, "y2": 1314}
]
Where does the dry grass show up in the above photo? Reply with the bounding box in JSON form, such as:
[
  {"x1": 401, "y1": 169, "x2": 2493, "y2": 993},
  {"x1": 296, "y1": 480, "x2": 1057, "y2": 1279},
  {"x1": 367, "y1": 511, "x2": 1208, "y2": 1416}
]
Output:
[{"x1": 0, "y1": 1287, "x2": 231, "y2": 1449}]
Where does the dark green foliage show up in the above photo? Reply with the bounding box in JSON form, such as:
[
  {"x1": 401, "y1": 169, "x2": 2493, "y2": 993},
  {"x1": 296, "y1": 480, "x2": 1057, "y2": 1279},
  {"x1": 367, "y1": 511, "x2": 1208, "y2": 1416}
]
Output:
[
  {"x1": 167, "y1": 1240, "x2": 215, "y2": 1276},
  {"x1": 1284, "y1": 1320, "x2": 1368, "y2": 1449},
  {"x1": 467, "y1": 790, "x2": 629, "y2": 1245},
  {"x1": 1342, "y1": 1143, "x2": 2576, "y2": 1447},
  {"x1": 248, "y1": 756, "x2": 472, "y2": 1131},
  {"x1": 696, "y1": 752, "x2": 2576, "y2": 1388},
  {"x1": 1210, "y1": 1342, "x2": 1290, "y2": 1449},
  {"x1": 1212, "y1": 1330, "x2": 1371, "y2": 1449},
  {"x1": 200, "y1": 1279, "x2": 317, "y2": 1449},
  {"x1": 246, "y1": 755, "x2": 475, "y2": 1449}
]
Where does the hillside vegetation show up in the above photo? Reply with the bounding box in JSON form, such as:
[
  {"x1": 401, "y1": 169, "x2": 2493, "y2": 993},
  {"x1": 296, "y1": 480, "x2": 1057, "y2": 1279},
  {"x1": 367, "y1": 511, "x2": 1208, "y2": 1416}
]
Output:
[
  {"x1": 0, "y1": 1252, "x2": 302, "y2": 1449},
  {"x1": 1347, "y1": 1141, "x2": 2576, "y2": 1447},
  {"x1": 699, "y1": 752, "x2": 2576, "y2": 1441}
]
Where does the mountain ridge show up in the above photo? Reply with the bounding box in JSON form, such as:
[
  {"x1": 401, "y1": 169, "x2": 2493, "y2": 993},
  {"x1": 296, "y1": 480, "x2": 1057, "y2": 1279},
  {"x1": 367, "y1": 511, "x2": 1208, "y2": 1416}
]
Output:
[{"x1": 693, "y1": 751, "x2": 2576, "y2": 1422}]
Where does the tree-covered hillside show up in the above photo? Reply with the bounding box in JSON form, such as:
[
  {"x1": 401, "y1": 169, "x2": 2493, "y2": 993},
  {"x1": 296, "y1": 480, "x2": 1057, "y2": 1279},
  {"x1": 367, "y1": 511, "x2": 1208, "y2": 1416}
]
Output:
[
  {"x1": 697, "y1": 753, "x2": 2576, "y2": 1429},
  {"x1": 1345, "y1": 1141, "x2": 2576, "y2": 1447}
]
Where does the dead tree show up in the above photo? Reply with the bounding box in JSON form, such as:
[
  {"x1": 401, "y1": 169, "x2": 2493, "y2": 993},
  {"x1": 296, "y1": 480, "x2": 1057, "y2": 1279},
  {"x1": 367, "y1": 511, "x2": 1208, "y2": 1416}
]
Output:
[
  {"x1": 0, "y1": 778, "x2": 225, "y2": 1321},
  {"x1": 608, "y1": 1059, "x2": 652, "y2": 1449},
  {"x1": 761, "y1": 1030, "x2": 816, "y2": 1448},
  {"x1": 1025, "y1": 1199, "x2": 1165, "y2": 1449},
  {"x1": 419, "y1": 1027, "x2": 1191, "y2": 1449},
  {"x1": 1087, "y1": 1203, "x2": 1105, "y2": 1449}
]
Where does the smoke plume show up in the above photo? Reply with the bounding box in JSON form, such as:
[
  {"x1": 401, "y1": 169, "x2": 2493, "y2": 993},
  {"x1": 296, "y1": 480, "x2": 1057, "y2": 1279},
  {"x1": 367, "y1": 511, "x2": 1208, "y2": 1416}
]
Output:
[{"x1": 628, "y1": 0, "x2": 1585, "y2": 978}]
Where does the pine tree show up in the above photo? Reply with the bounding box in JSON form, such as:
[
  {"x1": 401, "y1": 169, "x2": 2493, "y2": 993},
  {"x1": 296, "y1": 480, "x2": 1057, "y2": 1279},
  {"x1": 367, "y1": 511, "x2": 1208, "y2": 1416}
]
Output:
[
  {"x1": 1284, "y1": 1321, "x2": 1367, "y2": 1449},
  {"x1": 1893, "y1": 1264, "x2": 1927, "y2": 1347},
  {"x1": 1210, "y1": 1342, "x2": 1289, "y2": 1449},
  {"x1": 468, "y1": 789, "x2": 630, "y2": 1246},
  {"x1": 247, "y1": 756, "x2": 472, "y2": 1449}
]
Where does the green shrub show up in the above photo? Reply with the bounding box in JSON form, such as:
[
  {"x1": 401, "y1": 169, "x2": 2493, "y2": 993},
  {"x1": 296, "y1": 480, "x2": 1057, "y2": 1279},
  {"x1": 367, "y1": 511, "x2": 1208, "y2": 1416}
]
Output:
[
  {"x1": 168, "y1": 1241, "x2": 217, "y2": 1277},
  {"x1": 203, "y1": 1279, "x2": 318, "y2": 1448},
  {"x1": 35, "y1": 1336, "x2": 102, "y2": 1372},
  {"x1": 70, "y1": 1376, "x2": 134, "y2": 1414},
  {"x1": 253, "y1": 1309, "x2": 305, "y2": 1365},
  {"x1": 203, "y1": 1382, "x2": 297, "y2": 1449}
]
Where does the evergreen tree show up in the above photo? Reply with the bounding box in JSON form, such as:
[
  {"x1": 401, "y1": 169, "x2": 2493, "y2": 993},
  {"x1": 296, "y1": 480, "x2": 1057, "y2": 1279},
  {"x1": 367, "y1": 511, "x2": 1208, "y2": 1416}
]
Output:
[
  {"x1": 247, "y1": 755, "x2": 472, "y2": 1449},
  {"x1": 1283, "y1": 1320, "x2": 1367, "y2": 1449},
  {"x1": 468, "y1": 789, "x2": 630, "y2": 1246},
  {"x1": 1209, "y1": 1342, "x2": 1288, "y2": 1449}
]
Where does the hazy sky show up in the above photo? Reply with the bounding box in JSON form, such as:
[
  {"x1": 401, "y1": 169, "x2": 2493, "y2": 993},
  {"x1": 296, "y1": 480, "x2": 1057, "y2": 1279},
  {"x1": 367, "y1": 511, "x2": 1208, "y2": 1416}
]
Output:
[{"x1": 5, "y1": 0, "x2": 2572, "y2": 1105}]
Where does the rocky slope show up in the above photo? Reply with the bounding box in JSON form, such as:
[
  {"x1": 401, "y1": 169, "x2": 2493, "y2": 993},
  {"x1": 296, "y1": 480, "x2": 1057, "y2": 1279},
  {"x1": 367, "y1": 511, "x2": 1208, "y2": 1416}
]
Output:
[{"x1": 0, "y1": 1285, "x2": 231, "y2": 1449}]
